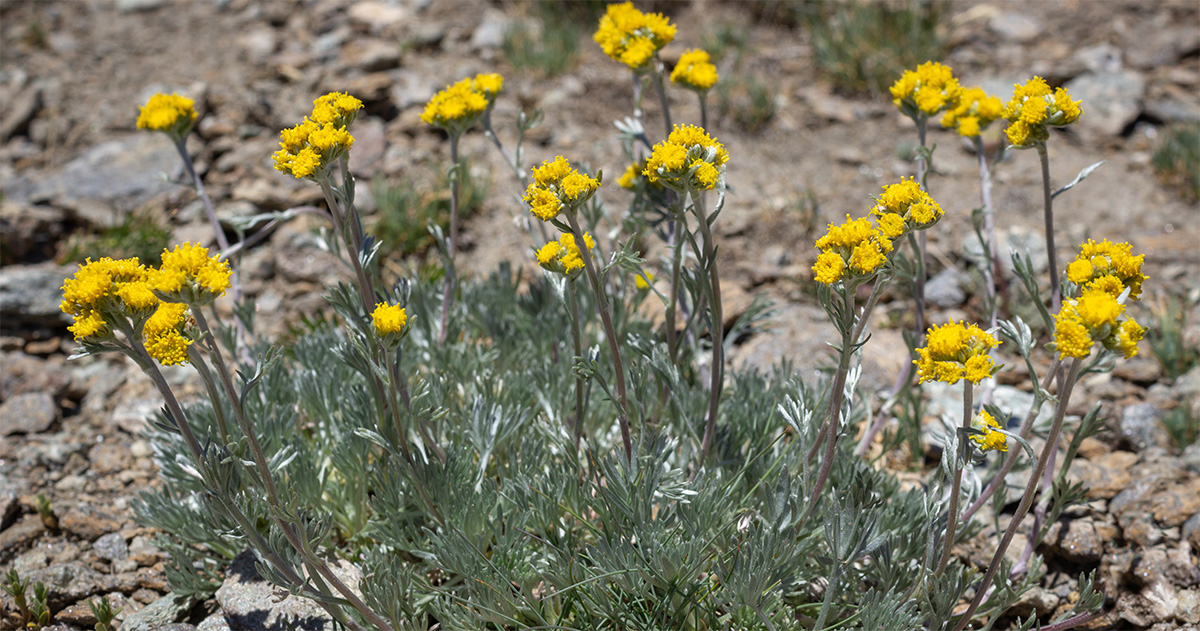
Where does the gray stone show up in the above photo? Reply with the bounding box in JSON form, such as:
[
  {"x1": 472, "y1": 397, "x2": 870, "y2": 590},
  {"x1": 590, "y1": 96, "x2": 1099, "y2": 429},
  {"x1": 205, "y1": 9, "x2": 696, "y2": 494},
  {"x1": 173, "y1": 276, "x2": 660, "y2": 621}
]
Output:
[
  {"x1": 0, "y1": 392, "x2": 58, "y2": 436},
  {"x1": 5, "y1": 134, "x2": 181, "y2": 210},
  {"x1": 216, "y1": 550, "x2": 359, "y2": 631},
  {"x1": 0, "y1": 263, "x2": 72, "y2": 328},
  {"x1": 198, "y1": 613, "x2": 232, "y2": 631},
  {"x1": 347, "y1": 116, "x2": 387, "y2": 178},
  {"x1": 1118, "y1": 581, "x2": 1179, "y2": 628},
  {"x1": 347, "y1": 1, "x2": 410, "y2": 30},
  {"x1": 1121, "y1": 402, "x2": 1171, "y2": 452},
  {"x1": 117, "y1": 0, "x2": 168, "y2": 12},
  {"x1": 989, "y1": 12, "x2": 1041, "y2": 42},
  {"x1": 27, "y1": 562, "x2": 104, "y2": 609},
  {"x1": 0, "y1": 202, "x2": 64, "y2": 265},
  {"x1": 120, "y1": 594, "x2": 195, "y2": 631},
  {"x1": 94, "y1": 532, "x2": 130, "y2": 561},
  {"x1": 470, "y1": 10, "x2": 510, "y2": 50},
  {"x1": 342, "y1": 39, "x2": 401, "y2": 72},
  {"x1": 1063, "y1": 71, "x2": 1147, "y2": 138},
  {"x1": 1180, "y1": 588, "x2": 1200, "y2": 625},
  {"x1": 925, "y1": 268, "x2": 968, "y2": 308},
  {"x1": 0, "y1": 515, "x2": 44, "y2": 560},
  {"x1": 1145, "y1": 97, "x2": 1200, "y2": 124},
  {"x1": 60, "y1": 504, "x2": 123, "y2": 541},
  {"x1": 1114, "y1": 356, "x2": 1163, "y2": 384},
  {"x1": 1183, "y1": 443, "x2": 1200, "y2": 476},
  {"x1": 1072, "y1": 44, "x2": 1124, "y2": 74},
  {"x1": 1, "y1": 351, "x2": 72, "y2": 400},
  {"x1": 0, "y1": 81, "x2": 42, "y2": 142}
]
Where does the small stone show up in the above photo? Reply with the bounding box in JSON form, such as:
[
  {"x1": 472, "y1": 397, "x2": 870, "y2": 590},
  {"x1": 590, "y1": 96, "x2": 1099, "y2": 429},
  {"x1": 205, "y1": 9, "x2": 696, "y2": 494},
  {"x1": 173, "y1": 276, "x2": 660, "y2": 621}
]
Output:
[
  {"x1": 117, "y1": 0, "x2": 167, "y2": 12},
  {"x1": 26, "y1": 562, "x2": 103, "y2": 609},
  {"x1": 1178, "y1": 588, "x2": 1200, "y2": 625},
  {"x1": 989, "y1": 12, "x2": 1041, "y2": 42},
  {"x1": 215, "y1": 550, "x2": 358, "y2": 631},
  {"x1": 1150, "y1": 479, "x2": 1200, "y2": 527},
  {"x1": 924, "y1": 268, "x2": 968, "y2": 308},
  {"x1": 197, "y1": 613, "x2": 232, "y2": 631},
  {"x1": 1045, "y1": 518, "x2": 1111, "y2": 564},
  {"x1": 1184, "y1": 513, "x2": 1200, "y2": 549},
  {"x1": 0, "y1": 202, "x2": 65, "y2": 265},
  {"x1": 1121, "y1": 512, "x2": 1164, "y2": 548},
  {"x1": 342, "y1": 39, "x2": 401, "y2": 72},
  {"x1": 94, "y1": 532, "x2": 130, "y2": 561},
  {"x1": 119, "y1": 593, "x2": 195, "y2": 631},
  {"x1": 0, "y1": 392, "x2": 58, "y2": 436},
  {"x1": 54, "y1": 603, "x2": 97, "y2": 628},
  {"x1": 348, "y1": 1, "x2": 410, "y2": 30},
  {"x1": 0, "y1": 264, "x2": 72, "y2": 328},
  {"x1": 1011, "y1": 586, "x2": 1058, "y2": 619},
  {"x1": 1063, "y1": 71, "x2": 1147, "y2": 138},
  {"x1": 1068, "y1": 450, "x2": 1137, "y2": 499},
  {"x1": 0, "y1": 82, "x2": 41, "y2": 142},
  {"x1": 1118, "y1": 581, "x2": 1179, "y2": 628},
  {"x1": 470, "y1": 10, "x2": 509, "y2": 50},
  {"x1": 60, "y1": 504, "x2": 123, "y2": 541},
  {"x1": 1114, "y1": 357, "x2": 1163, "y2": 384},
  {"x1": 1121, "y1": 402, "x2": 1171, "y2": 452},
  {"x1": 89, "y1": 441, "x2": 132, "y2": 475}
]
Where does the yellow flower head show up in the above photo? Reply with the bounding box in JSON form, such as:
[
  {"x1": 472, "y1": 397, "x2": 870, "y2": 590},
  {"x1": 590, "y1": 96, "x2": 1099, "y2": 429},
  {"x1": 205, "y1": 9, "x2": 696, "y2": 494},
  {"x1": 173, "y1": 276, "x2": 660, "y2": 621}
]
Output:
[
  {"x1": 872, "y1": 178, "x2": 944, "y2": 232},
  {"x1": 671, "y1": 49, "x2": 718, "y2": 91},
  {"x1": 970, "y1": 409, "x2": 1008, "y2": 453},
  {"x1": 524, "y1": 156, "x2": 600, "y2": 222},
  {"x1": 152, "y1": 243, "x2": 232, "y2": 305},
  {"x1": 914, "y1": 321, "x2": 1000, "y2": 384},
  {"x1": 634, "y1": 271, "x2": 655, "y2": 290},
  {"x1": 420, "y1": 74, "x2": 502, "y2": 133},
  {"x1": 594, "y1": 2, "x2": 675, "y2": 70},
  {"x1": 272, "y1": 107, "x2": 356, "y2": 180},
  {"x1": 536, "y1": 232, "x2": 596, "y2": 277},
  {"x1": 1002, "y1": 77, "x2": 1082, "y2": 147},
  {"x1": 68, "y1": 309, "x2": 109, "y2": 342},
  {"x1": 1053, "y1": 286, "x2": 1143, "y2": 360},
  {"x1": 644, "y1": 125, "x2": 728, "y2": 191},
  {"x1": 372, "y1": 302, "x2": 408, "y2": 342},
  {"x1": 890, "y1": 61, "x2": 961, "y2": 117},
  {"x1": 61, "y1": 257, "x2": 157, "y2": 327},
  {"x1": 310, "y1": 92, "x2": 363, "y2": 127},
  {"x1": 941, "y1": 86, "x2": 1003, "y2": 138},
  {"x1": 143, "y1": 302, "x2": 192, "y2": 366},
  {"x1": 1066, "y1": 239, "x2": 1147, "y2": 300},
  {"x1": 136, "y1": 93, "x2": 197, "y2": 137},
  {"x1": 813, "y1": 215, "x2": 893, "y2": 285},
  {"x1": 617, "y1": 161, "x2": 642, "y2": 189}
]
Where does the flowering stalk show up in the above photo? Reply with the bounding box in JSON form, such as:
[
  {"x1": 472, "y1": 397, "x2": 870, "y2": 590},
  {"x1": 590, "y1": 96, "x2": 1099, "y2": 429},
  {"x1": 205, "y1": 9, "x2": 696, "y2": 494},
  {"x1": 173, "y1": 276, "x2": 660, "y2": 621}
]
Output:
[
  {"x1": 693, "y1": 188, "x2": 725, "y2": 464},
  {"x1": 936, "y1": 379, "x2": 973, "y2": 575},
  {"x1": 567, "y1": 280, "x2": 586, "y2": 449},
  {"x1": 438, "y1": 134, "x2": 462, "y2": 347},
  {"x1": 564, "y1": 212, "x2": 633, "y2": 461},
  {"x1": 1038, "y1": 143, "x2": 1061, "y2": 312},
  {"x1": 665, "y1": 198, "x2": 688, "y2": 363},
  {"x1": 649, "y1": 60, "x2": 674, "y2": 136},
  {"x1": 951, "y1": 358, "x2": 1082, "y2": 631}
]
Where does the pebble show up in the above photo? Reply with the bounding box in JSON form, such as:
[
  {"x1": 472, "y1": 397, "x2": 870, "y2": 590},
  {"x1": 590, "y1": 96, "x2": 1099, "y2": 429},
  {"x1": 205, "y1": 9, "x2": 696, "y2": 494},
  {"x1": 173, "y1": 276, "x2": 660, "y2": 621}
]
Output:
[
  {"x1": 95, "y1": 532, "x2": 130, "y2": 561},
  {"x1": 0, "y1": 392, "x2": 58, "y2": 436},
  {"x1": 1063, "y1": 71, "x2": 1147, "y2": 139},
  {"x1": 26, "y1": 562, "x2": 103, "y2": 609},
  {"x1": 1121, "y1": 402, "x2": 1171, "y2": 452},
  {"x1": 60, "y1": 503, "x2": 124, "y2": 541},
  {"x1": 1114, "y1": 356, "x2": 1164, "y2": 385},
  {"x1": 0, "y1": 264, "x2": 72, "y2": 328},
  {"x1": 988, "y1": 12, "x2": 1041, "y2": 42},
  {"x1": 119, "y1": 593, "x2": 194, "y2": 631},
  {"x1": 215, "y1": 550, "x2": 359, "y2": 631}
]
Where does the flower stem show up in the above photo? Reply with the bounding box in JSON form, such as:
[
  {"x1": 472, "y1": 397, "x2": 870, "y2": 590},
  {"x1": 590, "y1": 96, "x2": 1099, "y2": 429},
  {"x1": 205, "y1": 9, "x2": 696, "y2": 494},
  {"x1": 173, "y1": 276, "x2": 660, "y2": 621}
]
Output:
[
  {"x1": 564, "y1": 213, "x2": 632, "y2": 462},
  {"x1": 568, "y1": 280, "x2": 586, "y2": 450},
  {"x1": 692, "y1": 190, "x2": 725, "y2": 464},
  {"x1": 665, "y1": 200, "x2": 687, "y2": 364},
  {"x1": 937, "y1": 380, "x2": 973, "y2": 575},
  {"x1": 173, "y1": 138, "x2": 230, "y2": 254},
  {"x1": 438, "y1": 134, "x2": 461, "y2": 347},
  {"x1": 913, "y1": 118, "x2": 929, "y2": 340},
  {"x1": 975, "y1": 136, "x2": 1000, "y2": 406},
  {"x1": 951, "y1": 358, "x2": 1082, "y2": 631},
  {"x1": 1037, "y1": 143, "x2": 1061, "y2": 313},
  {"x1": 650, "y1": 63, "x2": 673, "y2": 136}
]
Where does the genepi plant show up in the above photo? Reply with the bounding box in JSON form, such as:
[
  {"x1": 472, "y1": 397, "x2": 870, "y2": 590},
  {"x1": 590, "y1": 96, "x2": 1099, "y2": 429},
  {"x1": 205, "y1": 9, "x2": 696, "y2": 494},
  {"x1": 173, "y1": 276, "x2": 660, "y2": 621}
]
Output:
[{"x1": 62, "y1": 4, "x2": 1147, "y2": 630}]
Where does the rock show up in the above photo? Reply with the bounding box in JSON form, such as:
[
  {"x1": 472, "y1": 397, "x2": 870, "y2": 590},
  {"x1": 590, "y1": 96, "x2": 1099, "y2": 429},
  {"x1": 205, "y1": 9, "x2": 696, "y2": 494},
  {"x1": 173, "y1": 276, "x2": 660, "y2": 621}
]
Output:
[
  {"x1": 1063, "y1": 71, "x2": 1147, "y2": 138},
  {"x1": 27, "y1": 562, "x2": 104, "y2": 609},
  {"x1": 470, "y1": 10, "x2": 509, "y2": 50},
  {"x1": 1073, "y1": 44, "x2": 1124, "y2": 74},
  {"x1": 1184, "y1": 443, "x2": 1200, "y2": 475},
  {"x1": 342, "y1": 39, "x2": 401, "y2": 72},
  {"x1": 989, "y1": 12, "x2": 1041, "y2": 42},
  {"x1": 128, "y1": 535, "x2": 163, "y2": 566},
  {"x1": 0, "y1": 263, "x2": 72, "y2": 328},
  {"x1": 0, "y1": 81, "x2": 41, "y2": 142},
  {"x1": 1011, "y1": 585, "x2": 1058, "y2": 619},
  {"x1": 216, "y1": 550, "x2": 359, "y2": 631},
  {"x1": 347, "y1": 1, "x2": 410, "y2": 30},
  {"x1": 0, "y1": 486, "x2": 18, "y2": 530},
  {"x1": 1178, "y1": 589, "x2": 1200, "y2": 625},
  {"x1": 1, "y1": 351, "x2": 71, "y2": 400},
  {"x1": 120, "y1": 593, "x2": 195, "y2": 631},
  {"x1": 5, "y1": 134, "x2": 181, "y2": 211},
  {"x1": 1044, "y1": 517, "x2": 1112, "y2": 564},
  {"x1": 60, "y1": 504, "x2": 123, "y2": 541},
  {"x1": 1150, "y1": 478, "x2": 1200, "y2": 527},
  {"x1": 236, "y1": 27, "x2": 277, "y2": 64},
  {"x1": 1132, "y1": 545, "x2": 1200, "y2": 587},
  {"x1": 89, "y1": 441, "x2": 132, "y2": 475},
  {"x1": 1114, "y1": 356, "x2": 1163, "y2": 384},
  {"x1": 95, "y1": 532, "x2": 130, "y2": 561},
  {"x1": 1124, "y1": 23, "x2": 1200, "y2": 69},
  {"x1": 54, "y1": 603, "x2": 98, "y2": 628},
  {"x1": 117, "y1": 0, "x2": 167, "y2": 12},
  {"x1": 198, "y1": 613, "x2": 232, "y2": 631},
  {"x1": 0, "y1": 202, "x2": 65, "y2": 264},
  {"x1": 347, "y1": 116, "x2": 387, "y2": 177},
  {"x1": 1118, "y1": 581, "x2": 1179, "y2": 628},
  {"x1": 924, "y1": 268, "x2": 968, "y2": 308},
  {"x1": 1121, "y1": 402, "x2": 1171, "y2": 451},
  {"x1": 0, "y1": 514, "x2": 44, "y2": 561},
  {"x1": 0, "y1": 392, "x2": 57, "y2": 436}
]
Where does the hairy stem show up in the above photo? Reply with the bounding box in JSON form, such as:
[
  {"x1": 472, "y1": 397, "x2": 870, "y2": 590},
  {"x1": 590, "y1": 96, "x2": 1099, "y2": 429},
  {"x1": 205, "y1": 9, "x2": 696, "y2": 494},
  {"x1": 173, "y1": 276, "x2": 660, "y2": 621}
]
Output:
[
  {"x1": 650, "y1": 62, "x2": 674, "y2": 136},
  {"x1": 1037, "y1": 143, "x2": 1061, "y2": 313},
  {"x1": 568, "y1": 280, "x2": 585, "y2": 450},
  {"x1": 693, "y1": 190, "x2": 725, "y2": 464},
  {"x1": 951, "y1": 359, "x2": 1082, "y2": 631},
  {"x1": 565, "y1": 213, "x2": 632, "y2": 462},
  {"x1": 438, "y1": 134, "x2": 461, "y2": 347},
  {"x1": 937, "y1": 380, "x2": 973, "y2": 575}
]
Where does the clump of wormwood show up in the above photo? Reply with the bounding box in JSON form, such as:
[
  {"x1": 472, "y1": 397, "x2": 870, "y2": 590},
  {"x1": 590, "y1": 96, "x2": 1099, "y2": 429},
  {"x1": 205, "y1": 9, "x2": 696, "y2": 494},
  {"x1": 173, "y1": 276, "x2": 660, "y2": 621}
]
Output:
[{"x1": 65, "y1": 5, "x2": 1148, "y2": 631}]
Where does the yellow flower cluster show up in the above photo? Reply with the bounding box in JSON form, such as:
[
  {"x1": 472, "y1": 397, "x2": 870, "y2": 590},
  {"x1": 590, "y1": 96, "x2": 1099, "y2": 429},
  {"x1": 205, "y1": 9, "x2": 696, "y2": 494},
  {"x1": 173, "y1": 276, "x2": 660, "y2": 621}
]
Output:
[
  {"x1": 1054, "y1": 287, "x2": 1145, "y2": 360},
  {"x1": 594, "y1": 2, "x2": 676, "y2": 70},
  {"x1": 1002, "y1": 77, "x2": 1082, "y2": 147},
  {"x1": 671, "y1": 49, "x2": 718, "y2": 91},
  {"x1": 152, "y1": 243, "x2": 231, "y2": 305},
  {"x1": 889, "y1": 61, "x2": 961, "y2": 117},
  {"x1": 970, "y1": 409, "x2": 1008, "y2": 453},
  {"x1": 644, "y1": 125, "x2": 728, "y2": 191},
  {"x1": 420, "y1": 74, "x2": 503, "y2": 132},
  {"x1": 143, "y1": 303, "x2": 192, "y2": 366},
  {"x1": 60, "y1": 252, "x2": 213, "y2": 366},
  {"x1": 372, "y1": 302, "x2": 408, "y2": 344},
  {"x1": 871, "y1": 178, "x2": 943, "y2": 237},
  {"x1": 634, "y1": 271, "x2": 655, "y2": 290},
  {"x1": 915, "y1": 321, "x2": 1001, "y2": 385},
  {"x1": 536, "y1": 232, "x2": 597, "y2": 277},
  {"x1": 273, "y1": 92, "x2": 363, "y2": 179},
  {"x1": 1065, "y1": 239, "x2": 1147, "y2": 300},
  {"x1": 524, "y1": 156, "x2": 600, "y2": 222},
  {"x1": 812, "y1": 215, "x2": 893, "y2": 285},
  {"x1": 136, "y1": 93, "x2": 197, "y2": 136},
  {"x1": 941, "y1": 87, "x2": 1004, "y2": 138}
]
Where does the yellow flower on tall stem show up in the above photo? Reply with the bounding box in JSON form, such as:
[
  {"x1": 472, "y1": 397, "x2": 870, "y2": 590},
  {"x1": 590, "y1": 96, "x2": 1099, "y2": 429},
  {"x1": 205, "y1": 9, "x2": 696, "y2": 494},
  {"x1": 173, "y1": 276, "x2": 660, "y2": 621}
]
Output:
[
  {"x1": 914, "y1": 321, "x2": 1001, "y2": 385},
  {"x1": 593, "y1": 2, "x2": 675, "y2": 71}
]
